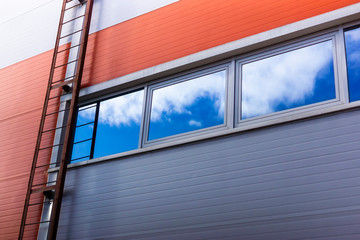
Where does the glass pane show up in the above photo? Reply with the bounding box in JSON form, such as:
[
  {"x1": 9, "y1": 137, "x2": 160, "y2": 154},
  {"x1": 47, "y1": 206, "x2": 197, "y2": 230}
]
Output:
[
  {"x1": 241, "y1": 40, "x2": 335, "y2": 119},
  {"x1": 345, "y1": 26, "x2": 360, "y2": 102},
  {"x1": 148, "y1": 70, "x2": 226, "y2": 141},
  {"x1": 71, "y1": 140, "x2": 92, "y2": 162},
  {"x1": 71, "y1": 104, "x2": 96, "y2": 162},
  {"x1": 93, "y1": 90, "x2": 144, "y2": 158}
]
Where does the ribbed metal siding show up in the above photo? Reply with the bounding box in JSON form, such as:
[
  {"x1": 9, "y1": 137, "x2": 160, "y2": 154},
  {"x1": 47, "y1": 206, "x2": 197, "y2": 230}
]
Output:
[{"x1": 57, "y1": 109, "x2": 360, "y2": 239}]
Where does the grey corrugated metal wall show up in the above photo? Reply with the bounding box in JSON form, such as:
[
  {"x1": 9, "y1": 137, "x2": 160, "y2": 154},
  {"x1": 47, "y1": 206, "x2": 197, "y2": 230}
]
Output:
[{"x1": 57, "y1": 109, "x2": 360, "y2": 239}]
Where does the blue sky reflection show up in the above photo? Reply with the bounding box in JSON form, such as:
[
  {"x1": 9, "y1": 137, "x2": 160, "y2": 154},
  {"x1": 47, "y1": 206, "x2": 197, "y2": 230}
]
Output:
[
  {"x1": 148, "y1": 70, "x2": 226, "y2": 140},
  {"x1": 71, "y1": 104, "x2": 96, "y2": 162},
  {"x1": 241, "y1": 40, "x2": 335, "y2": 119},
  {"x1": 93, "y1": 90, "x2": 144, "y2": 158},
  {"x1": 345, "y1": 26, "x2": 360, "y2": 102}
]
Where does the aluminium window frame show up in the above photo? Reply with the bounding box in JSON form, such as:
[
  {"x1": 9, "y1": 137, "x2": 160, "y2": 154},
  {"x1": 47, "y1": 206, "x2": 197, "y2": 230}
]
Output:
[
  {"x1": 142, "y1": 61, "x2": 234, "y2": 147},
  {"x1": 235, "y1": 29, "x2": 347, "y2": 128}
]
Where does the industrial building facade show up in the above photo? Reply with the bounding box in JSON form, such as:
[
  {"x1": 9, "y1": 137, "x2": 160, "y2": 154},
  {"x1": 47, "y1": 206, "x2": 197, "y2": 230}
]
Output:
[{"x1": 1, "y1": 0, "x2": 360, "y2": 239}]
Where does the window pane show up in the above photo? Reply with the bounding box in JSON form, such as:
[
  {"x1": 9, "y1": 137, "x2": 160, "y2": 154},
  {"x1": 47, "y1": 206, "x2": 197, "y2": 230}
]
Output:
[
  {"x1": 71, "y1": 104, "x2": 96, "y2": 162},
  {"x1": 345, "y1": 26, "x2": 360, "y2": 102},
  {"x1": 148, "y1": 70, "x2": 226, "y2": 141},
  {"x1": 93, "y1": 90, "x2": 144, "y2": 158},
  {"x1": 241, "y1": 40, "x2": 335, "y2": 119}
]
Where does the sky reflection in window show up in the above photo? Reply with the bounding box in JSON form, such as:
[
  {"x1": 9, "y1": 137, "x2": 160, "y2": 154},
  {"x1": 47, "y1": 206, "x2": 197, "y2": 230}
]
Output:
[
  {"x1": 148, "y1": 70, "x2": 226, "y2": 141},
  {"x1": 241, "y1": 40, "x2": 335, "y2": 119},
  {"x1": 71, "y1": 104, "x2": 96, "y2": 162},
  {"x1": 93, "y1": 90, "x2": 144, "y2": 158},
  {"x1": 345, "y1": 26, "x2": 360, "y2": 102}
]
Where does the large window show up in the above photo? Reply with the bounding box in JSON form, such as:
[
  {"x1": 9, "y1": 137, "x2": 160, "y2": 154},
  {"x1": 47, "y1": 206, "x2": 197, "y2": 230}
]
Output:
[
  {"x1": 93, "y1": 90, "x2": 144, "y2": 158},
  {"x1": 69, "y1": 23, "x2": 360, "y2": 163},
  {"x1": 238, "y1": 38, "x2": 336, "y2": 120},
  {"x1": 71, "y1": 89, "x2": 144, "y2": 162},
  {"x1": 147, "y1": 70, "x2": 226, "y2": 141}
]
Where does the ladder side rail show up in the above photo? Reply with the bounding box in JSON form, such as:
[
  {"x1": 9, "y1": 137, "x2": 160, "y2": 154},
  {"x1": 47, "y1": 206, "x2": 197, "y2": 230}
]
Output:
[
  {"x1": 18, "y1": 1, "x2": 69, "y2": 239},
  {"x1": 47, "y1": 0, "x2": 94, "y2": 239}
]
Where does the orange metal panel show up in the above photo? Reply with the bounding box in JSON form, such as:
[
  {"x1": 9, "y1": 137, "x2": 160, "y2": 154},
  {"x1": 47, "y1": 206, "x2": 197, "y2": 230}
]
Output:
[
  {"x1": 0, "y1": 48, "x2": 60, "y2": 239},
  {"x1": 79, "y1": 0, "x2": 359, "y2": 87}
]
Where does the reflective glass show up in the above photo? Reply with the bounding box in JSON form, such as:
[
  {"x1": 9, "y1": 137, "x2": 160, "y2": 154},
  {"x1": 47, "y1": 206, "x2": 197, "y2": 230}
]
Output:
[
  {"x1": 93, "y1": 90, "x2": 144, "y2": 158},
  {"x1": 241, "y1": 40, "x2": 335, "y2": 119},
  {"x1": 71, "y1": 104, "x2": 96, "y2": 162},
  {"x1": 344, "y1": 26, "x2": 360, "y2": 102},
  {"x1": 148, "y1": 70, "x2": 226, "y2": 141}
]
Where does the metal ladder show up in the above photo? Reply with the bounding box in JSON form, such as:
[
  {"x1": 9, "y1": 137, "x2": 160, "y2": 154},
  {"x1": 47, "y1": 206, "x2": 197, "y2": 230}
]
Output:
[{"x1": 18, "y1": 0, "x2": 94, "y2": 239}]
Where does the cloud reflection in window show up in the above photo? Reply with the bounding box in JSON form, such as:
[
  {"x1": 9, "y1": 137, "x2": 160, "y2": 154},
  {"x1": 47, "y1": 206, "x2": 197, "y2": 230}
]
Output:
[
  {"x1": 148, "y1": 70, "x2": 226, "y2": 140},
  {"x1": 93, "y1": 90, "x2": 144, "y2": 158},
  {"x1": 241, "y1": 40, "x2": 335, "y2": 119}
]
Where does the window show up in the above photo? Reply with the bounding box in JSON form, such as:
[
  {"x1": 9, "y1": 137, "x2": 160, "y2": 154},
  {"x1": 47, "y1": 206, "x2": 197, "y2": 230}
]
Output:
[
  {"x1": 146, "y1": 69, "x2": 227, "y2": 141},
  {"x1": 71, "y1": 104, "x2": 96, "y2": 162},
  {"x1": 69, "y1": 23, "x2": 360, "y2": 163},
  {"x1": 344, "y1": 25, "x2": 360, "y2": 102},
  {"x1": 93, "y1": 90, "x2": 144, "y2": 158},
  {"x1": 238, "y1": 37, "x2": 337, "y2": 121},
  {"x1": 71, "y1": 89, "x2": 144, "y2": 162}
]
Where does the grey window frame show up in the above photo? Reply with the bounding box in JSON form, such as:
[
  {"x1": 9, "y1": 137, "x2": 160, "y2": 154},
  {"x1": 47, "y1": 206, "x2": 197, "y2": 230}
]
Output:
[
  {"x1": 235, "y1": 30, "x2": 346, "y2": 128},
  {"x1": 142, "y1": 61, "x2": 234, "y2": 147},
  {"x1": 71, "y1": 85, "x2": 148, "y2": 159}
]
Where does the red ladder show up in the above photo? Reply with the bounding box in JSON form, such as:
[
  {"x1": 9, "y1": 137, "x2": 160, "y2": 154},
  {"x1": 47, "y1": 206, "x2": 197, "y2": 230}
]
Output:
[{"x1": 18, "y1": 0, "x2": 94, "y2": 239}]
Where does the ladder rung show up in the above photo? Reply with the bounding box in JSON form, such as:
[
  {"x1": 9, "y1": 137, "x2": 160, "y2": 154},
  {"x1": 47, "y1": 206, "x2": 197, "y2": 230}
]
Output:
[
  {"x1": 63, "y1": 14, "x2": 85, "y2": 25},
  {"x1": 36, "y1": 162, "x2": 60, "y2": 169},
  {"x1": 51, "y1": 80, "x2": 74, "y2": 90},
  {"x1": 38, "y1": 143, "x2": 63, "y2": 151},
  {"x1": 25, "y1": 220, "x2": 51, "y2": 226},
  {"x1": 54, "y1": 59, "x2": 78, "y2": 69},
  {"x1": 32, "y1": 181, "x2": 57, "y2": 188},
  {"x1": 45, "y1": 108, "x2": 70, "y2": 117},
  {"x1": 42, "y1": 125, "x2": 67, "y2": 134},
  {"x1": 60, "y1": 29, "x2": 83, "y2": 39},
  {"x1": 52, "y1": 75, "x2": 76, "y2": 85},
  {"x1": 31, "y1": 185, "x2": 56, "y2": 194},
  {"x1": 48, "y1": 92, "x2": 70, "y2": 101},
  {"x1": 28, "y1": 200, "x2": 53, "y2": 207},
  {"x1": 65, "y1": 2, "x2": 84, "y2": 11},
  {"x1": 57, "y1": 44, "x2": 81, "y2": 54}
]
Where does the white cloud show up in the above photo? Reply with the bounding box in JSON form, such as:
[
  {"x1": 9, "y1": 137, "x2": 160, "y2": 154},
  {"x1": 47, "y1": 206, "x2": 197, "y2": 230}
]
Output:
[
  {"x1": 188, "y1": 120, "x2": 202, "y2": 127},
  {"x1": 346, "y1": 28, "x2": 360, "y2": 41},
  {"x1": 150, "y1": 70, "x2": 226, "y2": 121},
  {"x1": 241, "y1": 40, "x2": 333, "y2": 118},
  {"x1": 345, "y1": 28, "x2": 360, "y2": 64},
  {"x1": 98, "y1": 90, "x2": 144, "y2": 127}
]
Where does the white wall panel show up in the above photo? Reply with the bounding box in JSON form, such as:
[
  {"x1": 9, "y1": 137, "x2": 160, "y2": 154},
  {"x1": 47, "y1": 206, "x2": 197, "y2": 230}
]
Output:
[
  {"x1": 0, "y1": 0, "x2": 179, "y2": 69},
  {"x1": 89, "y1": 0, "x2": 179, "y2": 34}
]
